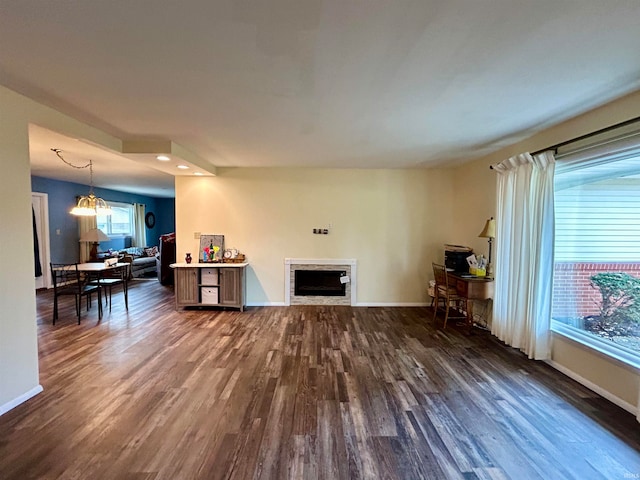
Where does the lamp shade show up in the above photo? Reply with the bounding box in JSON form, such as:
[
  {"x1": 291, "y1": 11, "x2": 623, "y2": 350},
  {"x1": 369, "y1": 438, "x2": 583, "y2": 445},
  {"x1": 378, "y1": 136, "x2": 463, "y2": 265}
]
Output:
[
  {"x1": 80, "y1": 228, "x2": 110, "y2": 243},
  {"x1": 478, "y1": 217, "x2": 496, "y2": 238}
]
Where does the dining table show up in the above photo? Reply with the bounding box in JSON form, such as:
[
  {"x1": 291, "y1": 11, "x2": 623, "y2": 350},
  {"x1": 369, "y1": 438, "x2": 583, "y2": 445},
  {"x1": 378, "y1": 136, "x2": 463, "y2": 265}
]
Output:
[{"x1": 76, "y1": 262, "x2": 131, "y2": 317}]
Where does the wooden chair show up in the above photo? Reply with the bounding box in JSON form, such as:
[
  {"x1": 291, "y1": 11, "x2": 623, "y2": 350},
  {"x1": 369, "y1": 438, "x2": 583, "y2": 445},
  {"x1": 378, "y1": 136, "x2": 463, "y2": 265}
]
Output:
[
  {"x1": 89, "y1": 264, "x2": 129, "y2": 313},
  {"x1": 432, "y1": 263, "x2": 468, "y2": 328},
  {"x1": 50, "y1": 263, "x2": 102, "y2": 324}
]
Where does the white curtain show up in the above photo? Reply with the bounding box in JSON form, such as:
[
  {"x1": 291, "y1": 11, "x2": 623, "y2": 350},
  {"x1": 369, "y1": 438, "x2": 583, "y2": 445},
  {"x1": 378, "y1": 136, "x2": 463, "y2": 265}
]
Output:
[
  {"x1": 132, "y1": 203, "x2": 147, "y2": 248},
  {"x1": 78, "y1": 216, "x2": 97, "y2": 263},
  {"x1": 492, "y1": 151, "x2": 556, "y2": 360}
]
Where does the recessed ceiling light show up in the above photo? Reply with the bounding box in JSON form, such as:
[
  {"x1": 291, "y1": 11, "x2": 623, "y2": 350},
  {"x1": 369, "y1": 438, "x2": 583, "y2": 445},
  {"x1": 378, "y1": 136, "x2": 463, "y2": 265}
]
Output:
[
  {"x1": 156, "y1": 155, "x2": 170, "y2": 161},
  {"x1": 177, "y1": 165, "x2": 189, "y2": 169},
  {"x1": 194, "y1": 172, "x2": 203, "y2": 176}
]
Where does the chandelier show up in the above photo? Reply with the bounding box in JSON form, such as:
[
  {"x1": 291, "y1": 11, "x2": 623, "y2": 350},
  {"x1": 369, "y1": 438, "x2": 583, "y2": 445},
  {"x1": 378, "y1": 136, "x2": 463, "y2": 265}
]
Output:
[{"x1": 52, "y1": 148, "x2": 112, "y2": 216}]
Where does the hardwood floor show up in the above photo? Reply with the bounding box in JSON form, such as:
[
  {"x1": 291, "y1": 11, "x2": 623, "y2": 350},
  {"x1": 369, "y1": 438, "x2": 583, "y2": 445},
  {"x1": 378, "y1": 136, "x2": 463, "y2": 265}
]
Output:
[{"x1": 1, "y1": 279, "x2": 639, "y2": 479}]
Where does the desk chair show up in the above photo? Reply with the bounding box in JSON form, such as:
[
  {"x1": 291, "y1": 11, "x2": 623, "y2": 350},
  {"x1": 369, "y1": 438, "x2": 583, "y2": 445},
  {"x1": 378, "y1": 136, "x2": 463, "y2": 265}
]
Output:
[
  {"x1": 50, "y1": 263, "x2": 102, "y2": 324},
  {"x1": 432, "y1": 263, "x2": 468, "y2": 328}
]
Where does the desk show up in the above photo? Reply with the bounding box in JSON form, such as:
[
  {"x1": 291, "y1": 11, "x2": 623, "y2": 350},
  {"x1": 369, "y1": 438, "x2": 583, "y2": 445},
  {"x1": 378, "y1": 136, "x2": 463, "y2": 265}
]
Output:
[
  {"x1": 447, "y1": 273, "x2": 494, "y2": 331},
  {"x1": 77, "y1": 262, "x2": 130, "y2": 316}
]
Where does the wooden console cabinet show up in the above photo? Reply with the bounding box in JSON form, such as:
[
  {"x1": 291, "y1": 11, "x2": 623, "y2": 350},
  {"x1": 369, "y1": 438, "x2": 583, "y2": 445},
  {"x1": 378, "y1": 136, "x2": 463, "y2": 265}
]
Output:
[{"x1": 171, "y1": 263, "x2": 247, "y2": 311}]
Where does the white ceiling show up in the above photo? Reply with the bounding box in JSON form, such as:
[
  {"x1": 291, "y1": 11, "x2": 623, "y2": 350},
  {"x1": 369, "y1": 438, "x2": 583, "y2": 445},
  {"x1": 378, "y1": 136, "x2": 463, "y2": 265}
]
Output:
[{"x1": 3, "y1": 1, "x2": 640, "y2": 196}]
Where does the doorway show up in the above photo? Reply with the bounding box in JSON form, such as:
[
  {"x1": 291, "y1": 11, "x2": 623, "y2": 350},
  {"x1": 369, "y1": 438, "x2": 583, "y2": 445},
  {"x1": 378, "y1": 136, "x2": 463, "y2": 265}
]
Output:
[{"x1": 32, "y1": 192, "x2": 51, "y2": 289}]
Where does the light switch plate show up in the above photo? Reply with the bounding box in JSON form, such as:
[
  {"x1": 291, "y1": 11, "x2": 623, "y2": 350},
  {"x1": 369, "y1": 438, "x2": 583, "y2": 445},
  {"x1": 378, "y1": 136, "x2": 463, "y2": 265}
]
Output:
[{"x1": 194, "y1": 231, "x2": 201, "y2": 239}]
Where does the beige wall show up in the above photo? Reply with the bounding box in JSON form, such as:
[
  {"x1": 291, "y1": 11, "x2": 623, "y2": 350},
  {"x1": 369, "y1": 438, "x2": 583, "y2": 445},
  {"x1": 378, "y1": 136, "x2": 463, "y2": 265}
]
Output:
[
  {"x1": 176, "y1": 167, "x2": 455, "y2": 305},
  {"x1": 451, "y1": 89, "x2": 640, "y2": 414},
  {"x1": 451, "y1": 157, "x2": 497, "y2": 257},
  {"x1": 0, "y1": 85, "x2": 122, "y2": 413},
  {"x1": 551, "y1": 335, "x2": 639, "y2": 409},
  {"x1": 0, "y1": 87, "x2": 40, "y2": 411}
]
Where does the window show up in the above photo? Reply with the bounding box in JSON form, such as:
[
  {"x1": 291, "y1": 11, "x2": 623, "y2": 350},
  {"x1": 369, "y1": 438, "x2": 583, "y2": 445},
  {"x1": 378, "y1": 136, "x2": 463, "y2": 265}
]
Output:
[
  {"x1": 97, "y1": 202, "x2": 134, "y2": 236},
  {"x1": 552, "y1": 126, "x2": 640, "y2": 368}
]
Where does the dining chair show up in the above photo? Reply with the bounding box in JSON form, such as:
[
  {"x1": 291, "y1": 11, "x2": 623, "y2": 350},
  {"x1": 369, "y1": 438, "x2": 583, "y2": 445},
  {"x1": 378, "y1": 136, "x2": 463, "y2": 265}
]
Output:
[
  {"x1": 89, "y1": 264, "x2": 129, "y2": 313},
  {"x1": 50, "y1": 263, "x2": 102, "y2": 324},
  {"x1": 432, "y1": 263, "x2": 468, "y2": 328}
]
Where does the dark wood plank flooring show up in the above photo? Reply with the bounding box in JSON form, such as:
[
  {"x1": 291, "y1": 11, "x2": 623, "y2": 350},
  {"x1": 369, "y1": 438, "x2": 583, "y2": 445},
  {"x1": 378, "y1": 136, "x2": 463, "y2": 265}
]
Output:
[{"x1": 1, "y1": 279, "x2": 639, "y2": 479}]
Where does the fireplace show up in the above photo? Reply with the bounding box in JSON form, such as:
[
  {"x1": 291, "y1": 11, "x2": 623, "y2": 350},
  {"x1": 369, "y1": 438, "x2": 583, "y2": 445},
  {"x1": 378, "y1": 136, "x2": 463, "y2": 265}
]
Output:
[
  {"x1": 294, "y1": 270, "x2": 346, "y2": 297},
  {"x1": 285, "y1": 258, "x2": 357, "y2": 306}
]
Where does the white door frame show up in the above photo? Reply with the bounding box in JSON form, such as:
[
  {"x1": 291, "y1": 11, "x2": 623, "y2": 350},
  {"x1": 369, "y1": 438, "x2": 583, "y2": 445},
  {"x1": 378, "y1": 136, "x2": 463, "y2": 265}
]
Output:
[{"x1": 32, "y1": 192, "x2": 52, "y2": 289}]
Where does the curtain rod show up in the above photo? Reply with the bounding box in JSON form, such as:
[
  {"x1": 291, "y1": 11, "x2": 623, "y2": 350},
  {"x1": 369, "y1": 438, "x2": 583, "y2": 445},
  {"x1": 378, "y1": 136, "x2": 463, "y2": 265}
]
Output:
[{"x1": 489, "y1": 115, "x2": 640, "y2": 169}]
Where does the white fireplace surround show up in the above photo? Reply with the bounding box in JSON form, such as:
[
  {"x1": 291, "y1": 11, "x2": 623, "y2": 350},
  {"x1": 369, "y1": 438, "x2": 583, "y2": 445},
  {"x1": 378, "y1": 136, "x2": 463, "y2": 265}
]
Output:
[{"x1": 285, "y1": 258, "x2": 357, "y2": 306}]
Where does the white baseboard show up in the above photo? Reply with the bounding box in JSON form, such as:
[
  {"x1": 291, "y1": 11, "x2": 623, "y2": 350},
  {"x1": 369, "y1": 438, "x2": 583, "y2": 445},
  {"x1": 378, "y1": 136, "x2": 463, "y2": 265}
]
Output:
[
  {"x1": 246, "y1": 302, "x2": 429, "y2": 308},
  {"x1": 545, "y1": 359, "x2": 637, "y2": 416},
  {"x1": 246, "y1": 302, "x2": 287, "y2": 307},
  {"x1": 355, "y1": 302, "x2": 430, "y2": 307},
  {"x1": 0, "y1": 384, "x2": 43, "y2": 417}
]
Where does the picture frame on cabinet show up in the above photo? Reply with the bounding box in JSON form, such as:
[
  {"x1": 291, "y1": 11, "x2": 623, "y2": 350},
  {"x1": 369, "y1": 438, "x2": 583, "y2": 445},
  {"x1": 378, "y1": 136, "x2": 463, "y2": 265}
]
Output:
[{"x1": 199, "y1": 234, "x2": 225, "y2": 262}]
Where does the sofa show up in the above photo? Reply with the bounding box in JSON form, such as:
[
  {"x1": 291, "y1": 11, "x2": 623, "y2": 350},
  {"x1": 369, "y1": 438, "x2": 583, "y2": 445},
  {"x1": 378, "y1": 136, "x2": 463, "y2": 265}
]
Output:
[{"x1": 120, "y1": 246, "x2": 158, "y2": 278}]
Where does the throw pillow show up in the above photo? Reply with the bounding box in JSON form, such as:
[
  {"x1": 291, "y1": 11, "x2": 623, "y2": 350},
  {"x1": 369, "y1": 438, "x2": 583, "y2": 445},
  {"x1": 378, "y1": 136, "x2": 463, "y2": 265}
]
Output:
[
  {"x1": 125, "y1": 246, "x2": 144, "y2": 257},
  {"x1": 144, "y1": 246, "x2": 158, "y2": 257}
]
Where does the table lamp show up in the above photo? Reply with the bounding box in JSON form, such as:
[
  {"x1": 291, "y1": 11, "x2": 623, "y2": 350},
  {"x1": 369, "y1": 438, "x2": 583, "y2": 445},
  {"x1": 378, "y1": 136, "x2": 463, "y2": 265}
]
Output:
[
  {"x1": 80, "y1": 228, "x2": 110, "y2": 261},
  {"x1": 478, "y1": 217, "x2": 496, "y2": 278}
]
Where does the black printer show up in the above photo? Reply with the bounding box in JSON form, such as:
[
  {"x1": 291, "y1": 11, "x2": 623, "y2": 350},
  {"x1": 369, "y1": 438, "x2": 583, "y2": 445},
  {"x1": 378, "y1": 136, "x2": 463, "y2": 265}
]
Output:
[{"x1": 444, "y1": 245, "x2": 472, "y2": 273}]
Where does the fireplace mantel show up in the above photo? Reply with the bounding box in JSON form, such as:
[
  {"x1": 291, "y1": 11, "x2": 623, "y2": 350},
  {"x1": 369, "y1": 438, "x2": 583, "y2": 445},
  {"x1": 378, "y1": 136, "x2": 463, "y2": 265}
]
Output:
[{"x1": 284, "y1": 258, "x2": 357, "y2": 306}]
